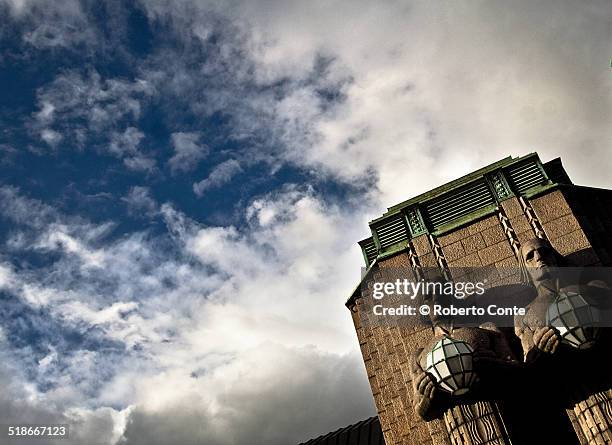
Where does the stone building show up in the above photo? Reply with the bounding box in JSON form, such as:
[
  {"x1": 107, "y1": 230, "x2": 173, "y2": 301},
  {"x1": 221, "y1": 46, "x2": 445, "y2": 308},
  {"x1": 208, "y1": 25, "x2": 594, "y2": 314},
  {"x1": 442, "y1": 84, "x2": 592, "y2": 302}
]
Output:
[{"x1": 345, "y1": 153, "x2": 612, "y2": 445}]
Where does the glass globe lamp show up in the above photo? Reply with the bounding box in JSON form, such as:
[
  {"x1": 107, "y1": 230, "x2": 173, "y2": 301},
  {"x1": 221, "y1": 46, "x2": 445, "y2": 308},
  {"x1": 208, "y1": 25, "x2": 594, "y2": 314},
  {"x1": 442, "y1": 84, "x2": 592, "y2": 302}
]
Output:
[
  {"x1": 425, "y1": 336, "x2": 477, "y2": 396},
  {"x1": 546, "y1": 290, "x2": 600, "y2": 349}
]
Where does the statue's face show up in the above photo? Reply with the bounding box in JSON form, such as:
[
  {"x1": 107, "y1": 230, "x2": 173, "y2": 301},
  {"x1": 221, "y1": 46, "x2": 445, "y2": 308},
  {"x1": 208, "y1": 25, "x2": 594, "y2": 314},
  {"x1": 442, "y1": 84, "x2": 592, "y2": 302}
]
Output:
[{"x1": 521, "y1": 239, "x2": 557, "y2": 283}]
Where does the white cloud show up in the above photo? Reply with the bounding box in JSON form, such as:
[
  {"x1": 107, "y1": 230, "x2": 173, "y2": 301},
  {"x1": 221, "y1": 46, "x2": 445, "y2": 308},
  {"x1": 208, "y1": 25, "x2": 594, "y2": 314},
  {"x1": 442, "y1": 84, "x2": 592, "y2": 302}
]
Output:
[
  {"x1": 2, "y1": 0, "x2": 29, "y2": 16},
  {"x1": 36, "y1": 227, "x2": 106, "y2": 268},
  {"x1": 56, "y1": 301, "x2": 144, "y2": 348},
  {"x1": 0, "y1": 186, "x2": 373, "y2": 444},
  {"x1": 193, "y1": 159, "x2": 242, "y2": 196},
  {"x1": 2, "y1": 0, "x2": 96, "y2": 49},
  {"x1": 108, "y1": 127, "x2": 156, "y2": 173},
  {"x1": 122, "y1": 186, "x2": 159, "y2": 217},
  {"x1": 40, "y1": 128, "x2": 63, "y2": 146},
  {"x1": 0, "y1": 263, "x2": 14, "y2": 289},
  {"x1": 31, "y1": 71, "x2": 155, "y2": 170},
  {"x1": 168, "y1": 132, "x2": 209, "y2": 173},
  {"x1": 38, "y1": 346, "x2": 58, "y2": 371},
  {"x1": 65, "y1": 405, "x2": 135, "y2": 445},
  {"x1": 0, "y1": 185, "x2": 58, "y2": 228},
  {"x1": 141, "y1": 0, "x2": 612, "y2": 211},
  {"x1": 36, "y1": 102, "x2": 55, "y2": 123},
  {"x1": 109, "y1": 127, "x2": 145, "y2": 156},
  {"x1": 123, "y1": 155, "x2": 157, "y2": 173}
]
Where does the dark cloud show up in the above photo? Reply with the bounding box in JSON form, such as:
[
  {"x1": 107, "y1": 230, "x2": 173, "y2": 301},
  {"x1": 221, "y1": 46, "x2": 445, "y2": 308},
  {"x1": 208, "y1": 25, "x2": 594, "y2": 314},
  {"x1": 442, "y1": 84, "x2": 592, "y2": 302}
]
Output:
[
  {"x1": 122, "y1": 347, "x2": 374, "y2": 445},
  {"x1": 0, "y1": 363, "x2": 127, "y2": 445}
]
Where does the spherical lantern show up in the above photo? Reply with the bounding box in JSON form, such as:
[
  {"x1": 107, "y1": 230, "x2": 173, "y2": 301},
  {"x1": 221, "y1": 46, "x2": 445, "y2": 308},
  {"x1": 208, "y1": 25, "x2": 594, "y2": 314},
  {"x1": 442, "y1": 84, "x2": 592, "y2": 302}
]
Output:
[
  {"x1": 546, "y1": 290, "x2": 601, "y2": 350},
  {"x1": 425, "y1": 336, "x2": 477, "y2": 396}
]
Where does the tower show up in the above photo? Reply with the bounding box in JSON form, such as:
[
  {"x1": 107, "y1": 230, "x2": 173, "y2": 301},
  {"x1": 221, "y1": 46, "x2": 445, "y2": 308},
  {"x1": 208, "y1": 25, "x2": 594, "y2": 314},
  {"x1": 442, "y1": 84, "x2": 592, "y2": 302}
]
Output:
[{"x1": 347, "y1": 153, "x2": 612, "y2": 445}]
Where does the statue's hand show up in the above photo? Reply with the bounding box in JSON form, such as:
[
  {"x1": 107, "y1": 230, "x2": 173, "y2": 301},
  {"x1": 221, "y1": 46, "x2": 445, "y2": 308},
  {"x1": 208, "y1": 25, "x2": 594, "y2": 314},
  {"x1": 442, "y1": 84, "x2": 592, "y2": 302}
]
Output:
[
  {"x1": 414, "y1": 368, "x2": 436, "y2": 400},
  {"x1": 533, "y1": 326, "x2": 560, "y2": 354},
  {"x1": 413, "y1": 369, "x2": 437, "y2": 419}
]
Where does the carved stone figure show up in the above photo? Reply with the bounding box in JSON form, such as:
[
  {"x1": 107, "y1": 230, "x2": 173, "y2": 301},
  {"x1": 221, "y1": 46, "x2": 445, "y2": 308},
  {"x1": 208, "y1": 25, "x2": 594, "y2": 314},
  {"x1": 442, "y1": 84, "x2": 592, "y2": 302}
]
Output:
[
  {"x1": 516, "y1": 238, "x2": 611, "y2": 360},
  {"x1": 410, "y1": 284, "x2": 519, "y2": 444},
  {"x1": 515, "y1": 238, "x2": 566, "y2": 361},
  {"x1": 516, "y1": 237, "x2": 612, "y2": 445}
]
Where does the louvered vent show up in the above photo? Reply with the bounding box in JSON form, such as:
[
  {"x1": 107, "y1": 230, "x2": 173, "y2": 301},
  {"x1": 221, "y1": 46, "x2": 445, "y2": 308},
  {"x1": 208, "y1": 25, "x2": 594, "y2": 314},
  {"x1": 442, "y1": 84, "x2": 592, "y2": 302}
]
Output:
[
  {"x1": 506, "y1": 161, "x2": 547, "y2": 194},
  {"x1": 360, "y1": 237, "x2": 378, "y2": 265},
  {"x1": 424, "y1": 179, "x2": 495, "y2": 229},
  {"x1": 373, "y1": 214, "x2": 409, "y2": 250}
]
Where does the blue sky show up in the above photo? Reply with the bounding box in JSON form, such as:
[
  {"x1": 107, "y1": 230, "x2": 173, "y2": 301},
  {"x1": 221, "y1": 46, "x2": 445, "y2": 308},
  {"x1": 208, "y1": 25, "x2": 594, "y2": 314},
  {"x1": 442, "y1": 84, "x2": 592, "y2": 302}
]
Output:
[{"x1": 0, "y1": 1, "x2": 611, "y2": 444}]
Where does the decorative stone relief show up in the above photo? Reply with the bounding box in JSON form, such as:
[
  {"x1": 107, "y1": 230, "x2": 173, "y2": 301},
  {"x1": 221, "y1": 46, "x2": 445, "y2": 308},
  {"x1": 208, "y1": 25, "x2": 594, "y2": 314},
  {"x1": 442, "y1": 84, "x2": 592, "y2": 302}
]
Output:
[
  {"x1": 444, "y1": 401, "x2": 510, "y2": 445},
  {"x1": 518, "y1": 196, "x2": 547, "y2": 240},
  {"x1": 406, "y1": 206, "x2": 427, "y2": 236},
  {"x1": 407, "y1": 241, "x2": 424, "y2": 281},
  {"x1": 497, "y1": 206, "x2": 521, "y2": 256},
  {"x1": 429, "y1": 234, "x2": 452, "y2": 281},
  {"x1": 489, "y1": 171, "x2": 512, "y2": 201}
]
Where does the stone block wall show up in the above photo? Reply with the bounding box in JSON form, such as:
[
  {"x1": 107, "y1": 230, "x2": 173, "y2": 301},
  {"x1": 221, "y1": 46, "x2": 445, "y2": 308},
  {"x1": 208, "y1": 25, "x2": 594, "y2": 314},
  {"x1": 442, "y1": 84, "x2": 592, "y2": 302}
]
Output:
[
  {"x1": 531, "y1": 189, "x2": 601, "y2": 266},
  {"x1": 353, "y1": 252, "x2": 451, "y2": 445}
]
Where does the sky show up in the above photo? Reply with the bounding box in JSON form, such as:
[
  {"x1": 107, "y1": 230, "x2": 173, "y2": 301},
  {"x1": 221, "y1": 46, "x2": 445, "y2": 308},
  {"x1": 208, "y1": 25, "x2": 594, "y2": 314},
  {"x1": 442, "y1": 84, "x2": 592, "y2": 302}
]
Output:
[{"x1": 0, "y1": 1, "x2": 611, "y2": 444}]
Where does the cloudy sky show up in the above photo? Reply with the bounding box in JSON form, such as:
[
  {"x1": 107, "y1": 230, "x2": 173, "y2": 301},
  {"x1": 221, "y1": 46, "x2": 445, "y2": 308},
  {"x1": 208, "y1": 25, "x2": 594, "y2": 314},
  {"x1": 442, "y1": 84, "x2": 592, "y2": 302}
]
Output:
[{"x1": 0, "y1": 1, "x2": 610, "y2": 444}]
